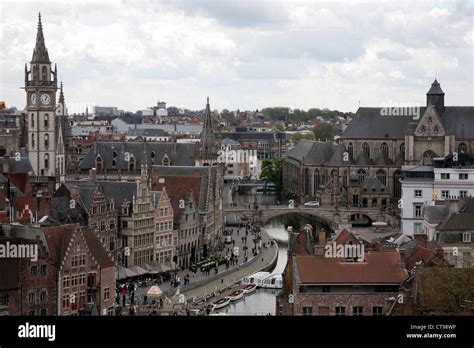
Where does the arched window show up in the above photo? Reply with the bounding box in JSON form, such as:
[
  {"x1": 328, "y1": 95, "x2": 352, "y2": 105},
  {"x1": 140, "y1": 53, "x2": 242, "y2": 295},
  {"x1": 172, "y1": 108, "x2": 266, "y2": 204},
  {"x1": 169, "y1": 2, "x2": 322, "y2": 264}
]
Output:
[
  {"x1": 400, "y1": 142, "x2": 405, "y2": 157},
  {"x1": 112, "y1": 159, "x2": 117, "y2": 167},
  {"x1": 458, "y1": 142, "x2": 467, "y2": 153},
  {"x1": 113, "y1": 151, "x2": 118, "y2": 158},
  {"x1": 95, "y1": 155, "x2": 103, "y2": 171},
  {"x1": 348, "y1": 142, "x2": 353, "y2": 159},
  {"x1": 44, "y1": 114, "x2": 49, "y2": 128},
  {"x1": 31, "y1": 114, "x2": 34, "y2": 128},
  {"x1": 41, "y1": 66, "x2": 47, "y2": 81},
  {"x1": 44, "y1": 134, "x2": 49, "y2": 148},
  {"x1": 162, "y1": 155, "x2": 170, "y2": 166},
  {"x1": 376, "y1": 169, "x2": 387, "y2": 186},
  {"x1": 362, "y1": 142, "x2": 370, "y2": 158},
  {"x1": 129, "y1": 155, "x2": 135, "y2": 171},
  {"x1": 357, "y1": 169, "x2": 366, "y2": 185},
  {"x1": 31, "y1": 133, "x2": 35, "y2": 149},
  {"x1": 422, "y1": 150, "x2": 436, "y2": 165},
  {"x1": 44, "y1": 153, "x2": 49, "y2": 169},
  {"x1": 314, "y1": 170, "x2": 321, "y2": 192},
  {"x1": 380, "y1": 142, "x2": 389, "y2": 157},
  {"x1": 32, "y1": 65, "x2": 39, "y2": 80},
  {"x1": 342, "y1": 170, "x2": 348, "y2": 186},
  {"x1": 331, "y1": 169, "x2": 338, "y2": 181},
  {"x1": 151, "y1": 151, "x2": 156, "y2": 164}
]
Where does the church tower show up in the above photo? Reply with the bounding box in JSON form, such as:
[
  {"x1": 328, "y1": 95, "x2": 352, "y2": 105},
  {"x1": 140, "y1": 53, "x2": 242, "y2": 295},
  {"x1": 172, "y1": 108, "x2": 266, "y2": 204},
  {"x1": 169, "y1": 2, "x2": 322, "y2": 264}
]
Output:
[
  {"x1": 56, "y1": 82, "x2": 66, "y2": 184},
  {"x1": 195, "y1": 97, "x2": 219, "y2": 166},
  {"x1": 24, "y1": 13, "x2": 58, "y2": 177},
  {"x1": 426, "y1": 79, "x2": 445, "y2": 116}
]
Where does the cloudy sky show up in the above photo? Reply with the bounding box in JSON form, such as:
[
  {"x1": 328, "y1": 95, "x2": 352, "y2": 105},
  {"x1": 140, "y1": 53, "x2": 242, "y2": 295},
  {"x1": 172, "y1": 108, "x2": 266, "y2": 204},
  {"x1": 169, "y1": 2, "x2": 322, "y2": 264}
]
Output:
[{"x1": 1, "y1": 0, "x2": 473, "y2": 113}]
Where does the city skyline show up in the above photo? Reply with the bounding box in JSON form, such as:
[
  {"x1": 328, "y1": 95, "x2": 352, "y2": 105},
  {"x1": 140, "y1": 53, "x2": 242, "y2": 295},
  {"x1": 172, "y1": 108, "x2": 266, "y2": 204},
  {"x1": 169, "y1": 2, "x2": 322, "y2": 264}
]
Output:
[{"x1": 1, "y1": 0, "x2": 473, "y2": 113}]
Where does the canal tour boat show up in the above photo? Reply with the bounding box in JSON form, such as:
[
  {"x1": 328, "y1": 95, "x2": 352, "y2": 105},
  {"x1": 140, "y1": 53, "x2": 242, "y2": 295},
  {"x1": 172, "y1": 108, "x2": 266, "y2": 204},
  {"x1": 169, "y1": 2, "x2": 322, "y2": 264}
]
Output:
[
  {"x1": 242, "y1": 272, "x2": 271, "y2": 287},
  {"x1": 242, "y1": 283, "x2": 257, "y2": 294},
  {"x1": 261, "y1": 274, "x2": 283, "y2": 289},
  {"x1": 228, "y1": 289, "x2": 244, "y2": 302},
  {"x1": 213, "y1": 297, "x2": 231, "y2": 309}
]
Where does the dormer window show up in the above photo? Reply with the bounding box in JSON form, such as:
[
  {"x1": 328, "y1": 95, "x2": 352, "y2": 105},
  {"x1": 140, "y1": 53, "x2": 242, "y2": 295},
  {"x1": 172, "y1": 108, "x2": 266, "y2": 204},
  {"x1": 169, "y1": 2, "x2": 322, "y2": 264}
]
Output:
[
  {"x1": 95, "y1": 155, "x2": 103, "y2": 171},
  {"x1": 162, "y1": 155, "x2": 170, "y2": 166}
]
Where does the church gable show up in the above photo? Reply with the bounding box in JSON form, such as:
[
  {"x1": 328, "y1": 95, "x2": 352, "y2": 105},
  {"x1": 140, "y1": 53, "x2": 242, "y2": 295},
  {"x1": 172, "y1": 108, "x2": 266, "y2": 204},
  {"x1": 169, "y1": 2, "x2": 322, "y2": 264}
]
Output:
[{"x1": 414, "y1": 105, "x2": 445, "y2": 137}]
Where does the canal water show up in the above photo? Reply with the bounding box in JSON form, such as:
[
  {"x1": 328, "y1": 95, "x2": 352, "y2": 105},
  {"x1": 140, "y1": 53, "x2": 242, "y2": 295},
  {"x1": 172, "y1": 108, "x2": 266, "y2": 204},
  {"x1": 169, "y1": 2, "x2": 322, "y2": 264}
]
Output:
[{"x1": 216, "y1": 222, "x2": 288, "y2": 315}]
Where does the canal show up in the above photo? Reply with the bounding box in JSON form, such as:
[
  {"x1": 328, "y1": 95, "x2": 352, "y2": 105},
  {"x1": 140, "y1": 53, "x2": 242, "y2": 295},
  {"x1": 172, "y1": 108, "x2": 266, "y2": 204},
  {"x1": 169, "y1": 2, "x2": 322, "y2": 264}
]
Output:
[{"x1": 217, "y1": 214, "x2": 328, "y2": 315}]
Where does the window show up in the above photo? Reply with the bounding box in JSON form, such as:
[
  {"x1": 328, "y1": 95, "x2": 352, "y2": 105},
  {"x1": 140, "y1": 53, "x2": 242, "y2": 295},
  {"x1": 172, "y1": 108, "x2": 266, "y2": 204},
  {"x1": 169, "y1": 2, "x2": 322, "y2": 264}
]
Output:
[
  {"x1": 458, "y1": 142, "x2": 467, "y2": 153},
  {"x1": 63, "y1": 276, "x2": 70, "y2": 288},
  {"x1": 40, "y1": 309, "x2": 47, "y2": 316},
  {"x1": 414, "y1": 190, "x2": 422, "y2": 198},
  {"x1": 441, "y1": 173, "x2": 450, "y2": 180},
  {"x1": 40, "y1": 290, "x2": 47, "y2": 302},
  {"x1": 44, "y1": 114, "x2": 49, "y2": 128},
  {"x1": 335, "y1": 306, "x2": 346, "y2": 316},
  {"x1": 414, "y1": 204, "x2": 423, "y2": 218},
  {"x1": 353, "y1": 306, "x2": 363, "y2": 316},
  {"x1": 380, "y1": 142, "x2": 389, "y2": 157},
  {"x1": 44, "y1": 153, "x2": 49, "y2": 169},
  {"x1": 362, "y1": 142, "x2": 370, "y2": 157},
  {"x1": 41, "y1": 265, "x2": 47, "y2": 276},
  {"x1": 414, "y1": 223, "x2": 423, "y2": 234},
  {"x1": 460, "y1": 191, "x2": 468, "y2": 198},
  {"x1": 441, "y1": 190, "x2": 449, "y2": 199},
  {"x1": 31, "y1": 133, "x2": 35, "y2": 149},
  {"x1": 28, "y1": 292, "x2": 36, "y2": 304},
  {"x1": 31, "y1": 114, "x2": 35, "y2": 128},
  {"x1": 459, "y1": 173, "x2": 468, "y2": 180},
  {"x1": 302, "y1": 306, "x2": 313, "y2": 316},
  {"x1": 322, "y1": 286, "x2": 330, "y2": 293},
  {"x1": 31, "y1": 265, "x2": 38, "y2": 276},
  {"x1": 463, "y1": 233, "x2": 471, "y2": 243},
  {"x1": 44, "y1": 133, "x2": 49, "y2": 148},
  {"x1": 376, "y1": 169, "x2": 387, "y2": 186},
  {"x1": 400, "y1": 142, "x2": 405, "y2": 157},
  {"x1": 104, "y1": 287, "x2": 110, "y2": 300},
  {"x1": 28, "y1": 310, "x2": 35, "y2": 316},
  {"x1": 0, "y1": 295, "x2": 8, "y2": 306},
  {"x1": 348, "y1": 142, "x2": 353, "y2": 159},
  {"x1": 372, "y1": 306, "x2": 384, "y2": 316},
  {"x1": 62, "y1": 294, "x2": 69, "y2": 308}
]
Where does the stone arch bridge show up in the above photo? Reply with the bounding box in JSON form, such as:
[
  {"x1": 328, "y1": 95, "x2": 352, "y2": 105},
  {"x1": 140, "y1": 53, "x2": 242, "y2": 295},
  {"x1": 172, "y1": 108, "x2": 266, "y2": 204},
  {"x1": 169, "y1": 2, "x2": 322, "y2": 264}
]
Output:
[{"x1": 223, "y1": 205, "x2": 397, "y2": 230}]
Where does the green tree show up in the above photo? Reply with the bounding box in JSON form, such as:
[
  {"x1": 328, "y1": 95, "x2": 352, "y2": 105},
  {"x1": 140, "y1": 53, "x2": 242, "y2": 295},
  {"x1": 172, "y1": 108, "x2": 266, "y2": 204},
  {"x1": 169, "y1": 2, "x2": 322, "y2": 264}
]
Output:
[
  {"x1": 291, "y1": 132, "x2": 315, "y2": 142},
  {"x1": 312, "y1": 123, "x2": 335, "y2": 141},
  {"x1": 260, "y1": 158, "x2": 284, "y2": 196}
]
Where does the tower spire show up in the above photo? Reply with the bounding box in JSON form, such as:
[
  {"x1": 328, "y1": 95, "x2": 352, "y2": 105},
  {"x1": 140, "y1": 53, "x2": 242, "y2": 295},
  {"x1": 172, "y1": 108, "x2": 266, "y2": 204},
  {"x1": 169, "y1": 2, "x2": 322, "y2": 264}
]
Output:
[
  {"x1": 31, "y1": 12, "x2": 50, "y2": 63},
  {"x1": 59, "y1": 81, "x2": 65, "y2": 106}
]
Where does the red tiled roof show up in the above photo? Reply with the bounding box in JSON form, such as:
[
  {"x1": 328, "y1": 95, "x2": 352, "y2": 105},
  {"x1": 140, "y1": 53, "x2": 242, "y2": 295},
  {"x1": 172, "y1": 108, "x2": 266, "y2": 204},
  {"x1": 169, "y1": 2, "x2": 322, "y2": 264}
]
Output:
[
  {"x1": 295, "y1": 250, "x2": 407, "y2": 284},
  {"x1": 406, "y1": 246, "x2": 436, "y2": 271}
]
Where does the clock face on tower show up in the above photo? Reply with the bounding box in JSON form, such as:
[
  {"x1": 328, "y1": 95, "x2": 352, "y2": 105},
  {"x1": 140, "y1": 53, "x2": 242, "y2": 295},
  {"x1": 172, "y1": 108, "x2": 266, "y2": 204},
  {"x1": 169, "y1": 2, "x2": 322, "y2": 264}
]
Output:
[
  {"x1": 41, "y1": 93, "x2": 51, "y2": 105},
  {"x1": 30, "y1": 93, "x2": 36, "y2": 105}
]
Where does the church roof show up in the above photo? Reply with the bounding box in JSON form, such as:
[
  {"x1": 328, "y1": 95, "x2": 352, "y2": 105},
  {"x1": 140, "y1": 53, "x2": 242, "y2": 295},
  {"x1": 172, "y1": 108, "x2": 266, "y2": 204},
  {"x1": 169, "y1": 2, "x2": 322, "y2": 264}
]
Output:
[
  {"x1": 427, "y1": 79, "x2": 444, "y2": 95},
  {"x1": 31, "y1": 13, "x2": 51, "y2": 63},
  {"x1": 287, "y1": 140, "x2": 336, "y2": 165},
  {"x1": 79, "y1": 141, "x2": 195, "y2": 171}
]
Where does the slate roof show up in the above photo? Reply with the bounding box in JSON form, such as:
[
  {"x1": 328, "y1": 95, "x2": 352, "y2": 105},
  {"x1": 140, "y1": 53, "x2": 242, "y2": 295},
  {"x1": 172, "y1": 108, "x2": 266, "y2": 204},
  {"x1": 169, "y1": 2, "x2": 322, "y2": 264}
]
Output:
[
  {"x1": 79, "y1": 142, "x2": 195, "y2": 171},
  {"x1": 427, "y1": 79, "x2": 444, "y2": 95},
  {"x1": 221, "y1": 132, "x2": 287, "y2": 141},
  {"x1": 127, "y1": 128, "x2": 169, "y2": 137},
  {"x1": 341, "y1": 105, "x2": 474, "y2": 140},
  {"x1": 356, "y1": 151, "x2": 374, "y2": 166},
  {"x1": 438, "y1": 211, "x2": 474, "y2": 231},
  {"x1": 82, "y1": 228, "x2": 114, "y2": 268},
  {"x1": 287, "y1": 140, "x2": 337, "y2": 165},
  {"x1": 65, "y1": 180, "x2": 137, "y2": 214},
  {"x1": 0, "y1": 149, "x2": 34, "y2": 174},
  {"x1": 424, "y1": 205, "x2": 449, "y2": 223},
  {"x1": 361, "y1": 176, "x2": 386, "y2": 191}
]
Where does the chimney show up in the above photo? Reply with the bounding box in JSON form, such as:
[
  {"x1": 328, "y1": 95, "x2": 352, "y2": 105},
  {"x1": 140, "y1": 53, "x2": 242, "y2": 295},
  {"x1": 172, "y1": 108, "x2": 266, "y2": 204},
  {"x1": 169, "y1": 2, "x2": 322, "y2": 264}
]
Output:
[
  {"x1": 89, "y1": 168, "x2": 97, "y2": 181},
  {"x1": 414, "y1": 234, "x2": 427, "y2": 248}
]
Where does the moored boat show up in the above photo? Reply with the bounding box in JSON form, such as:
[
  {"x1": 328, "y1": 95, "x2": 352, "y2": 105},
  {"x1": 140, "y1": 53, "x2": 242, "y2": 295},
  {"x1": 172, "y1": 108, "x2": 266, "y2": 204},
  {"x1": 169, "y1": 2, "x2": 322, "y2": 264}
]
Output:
[
  {"x1": 242, "y1": 283, "x2": 257, "y2": 294},
  {"x1": 228, "y1": 289, "x2": 244, "y2": 302},
  {"x1": 261, "y1": 274, "x2": 283, "y2": 289},
  {"x1": 213, "y1": 297, "x2": 231, "y2": 309},
  {"x1": 205, "y1": 304, "x2": 216, "y2": 314}
]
